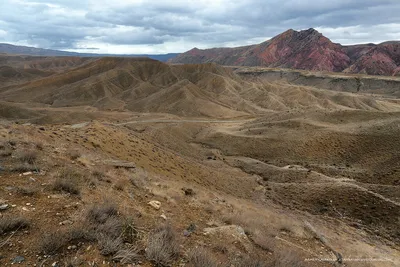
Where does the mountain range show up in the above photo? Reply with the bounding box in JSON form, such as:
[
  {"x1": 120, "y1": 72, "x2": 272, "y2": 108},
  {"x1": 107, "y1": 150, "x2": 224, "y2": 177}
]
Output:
[
  {"x1": 0, "y1": 43, "x2": 179, "y2": 62},
  {"x1": 169, "y1": 28, "x2": 400, "y2": 76}
]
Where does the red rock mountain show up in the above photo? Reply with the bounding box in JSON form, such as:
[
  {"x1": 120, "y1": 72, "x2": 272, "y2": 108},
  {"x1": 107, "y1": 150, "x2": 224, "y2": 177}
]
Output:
[{"x1": 169, "y1": 28, "x2": 400, "y2": 76}]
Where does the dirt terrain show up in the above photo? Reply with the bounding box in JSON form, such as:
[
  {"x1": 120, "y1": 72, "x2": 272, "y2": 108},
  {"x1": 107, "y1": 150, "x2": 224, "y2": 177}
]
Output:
[{"x1": 0, "y1": 56, "x2": 399, "y2": 266}]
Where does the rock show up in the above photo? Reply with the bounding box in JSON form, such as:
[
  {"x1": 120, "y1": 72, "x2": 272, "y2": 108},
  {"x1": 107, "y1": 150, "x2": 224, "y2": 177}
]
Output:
[
  {"x1": 59, "y1": 220, "x2": 73, "y2": 226},
  {"x1": 203, "y1": 225, "x2": 252, "y2": 252},
  {"x1": 183, "y1": 230, "x2": 191, "y2": 237},
  {"x1": 148, "y1": 200, "x2": 161, "y2": 210},
  {"x1": 160, "y1": 214, "x2": 167, "y2": 220},
  {"x1": 22, "y1": 172, "x2": 33, "y2": 176},
  {"x1": 182, "y1": 188, "x2": 194, "y2": 196},
  {"x1": 204, "y1": 225, "x2": 246, "y2": 237},
  {"x1": 0, "y1": 204, "x2": 9, "y2": 210},
  {"x1": 12, "y1": 256, "x2": 25, "y2": 264},
  {"x1": 187, "y1": 223, "x2": 196, "y2": 233}
]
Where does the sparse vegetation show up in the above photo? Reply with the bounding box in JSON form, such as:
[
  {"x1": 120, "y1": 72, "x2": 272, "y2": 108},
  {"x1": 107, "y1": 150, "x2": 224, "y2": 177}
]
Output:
[
  {"x1": 39, "y1": 227, "x2": 95, "y2": 255},
  {"x1": 146, "y1": 224, "x2": 180, "y2": 266},
  {"x1": 53, "y1": 177, "x2": 80, "y2": 195},
  {"x1": 18, "y1": 150, "x2": 38, "y2": 164},
  {"x1": 67, "y1": 149, "x2": 81, "y2": 160},
  {"x1": 188, "y1": 247, "x2": 218, "y2": 267},
  {"x1": 238, "y1": 257, "x2": 267, "y2": 267},
  {"x1": 0, "y1": 216, "x2": 30, "y2": 234},
  {"x1": 268, "y1": 249, "x2": 305, "y2": 267},
  {"x1": 113, "y1": 247, "x2": 140, "y2": 264},
  {"x1": 86, "y1": 201, "x2": 119, "y2": 224},
  {"x1": 10, "y1": 163, "x2": 38, "y2": 173},
  {"x1": 52, "y1": 168, "x2": 83, "y2": 195},
  {"x1": 15, "y1": 186, "x2": 38, "y2": 196}
]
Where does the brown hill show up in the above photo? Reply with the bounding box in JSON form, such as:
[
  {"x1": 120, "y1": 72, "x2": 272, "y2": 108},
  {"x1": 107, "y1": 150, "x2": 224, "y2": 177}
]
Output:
[
  {"x1": 169, "y1": 28, "x2": 400, "y2": 76},
  {"x1": 2, "y1": 57, "x2": 399, "y2": 119}
]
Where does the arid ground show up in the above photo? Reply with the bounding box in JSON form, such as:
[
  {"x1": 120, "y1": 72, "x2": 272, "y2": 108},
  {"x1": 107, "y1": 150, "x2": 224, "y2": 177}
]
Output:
[{"x1": 0, "y1": 55, "x2": 399, "y2": 266}]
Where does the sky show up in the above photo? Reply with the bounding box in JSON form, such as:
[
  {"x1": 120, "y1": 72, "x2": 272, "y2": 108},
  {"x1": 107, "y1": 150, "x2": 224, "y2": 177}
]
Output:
[{"x1": 0, "y1": 0, "x2": 399, "y2": 54}]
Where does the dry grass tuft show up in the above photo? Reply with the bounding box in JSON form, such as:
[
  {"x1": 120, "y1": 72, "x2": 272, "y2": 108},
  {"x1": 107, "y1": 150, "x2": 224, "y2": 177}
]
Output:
[
  {"x1": 0, "y1": 216, "x2": 30, "y2": 234},
  {"x1": 39, "y1": 227, "x2": 95, "y2": 255},
  {"x1": 10, "y1": 163, "x2": 38, "y2": 173},
  {"x1": 67, "y1": 149, "x2": 81, "y2": 160},
  {"x1": 113, "y1": 247, "x2": 140, "y2": 264},
  {"x1": 251, "y1": 229, "x2": 276, "y2": 252},
  {"x1": 18, "y1": 150, "x2": 38, "y2": 164},
  {"x1": 16, "y1": 186, "x2": 38, "y2": 197},
  {"x1": 188, "y1": 247, "x2": 218, "y2": 267},
  {"x1": 86, "y1": 201, "x2": 119, "y2": 225},
  {"x1": 146, "y1": 224, "x2": 180, "y2": 266},
  {"x1": 38, "y1": 231, "x2": 68, "y2": 255},
  {"x1": 238, "y1": 257, "x2": 267, "y2": 267},
  {"x1": 53, "y1": 178, "x2": 80, "y2": 195},
  {"x1": 52, "y1": 169, "x2": 83, "y2": 195},
  {"x1": 97, "y1": 235, "x2": 123, "y2": 256},
  {"x1": 269, "y1": 249, "x2": 305, "y2": 267}
]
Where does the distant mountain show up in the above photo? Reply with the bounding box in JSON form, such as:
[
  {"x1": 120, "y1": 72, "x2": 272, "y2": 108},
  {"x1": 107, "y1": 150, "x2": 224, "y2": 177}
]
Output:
[
  {"x1": 169, "y1": 28, "x2": 400, "y2": 76},
  {"x1": 0, "y1": 43, "x2": 179, "y2": 62}
]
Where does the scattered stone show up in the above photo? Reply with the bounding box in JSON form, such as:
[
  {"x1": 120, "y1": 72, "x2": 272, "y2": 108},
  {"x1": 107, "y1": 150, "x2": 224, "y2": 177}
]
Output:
[
  {"x1": 22, "y1": 207, "x2": 29, "y2": 211},
  {"x1": 148, "y1": 200, "x2": 161, "y2": 210},
  {"x1": 12, "y1": 256, "x2": 25, "y2": 264},
  {"x1": 51, "y1": 261, "x2": 59, "y2": 267},
  {"x1": 59, "y1": 220, "x2": 73, "y2": 226},
  {"x1": 39, "y1": 127, "x2": 45, "y2": 131},
  {"x1": 187, "y1": 223, "x2": 196, "y2": 233},
  {"x1": 183, "y1": 230, "x2": 191, "y2": 237},
  {"x1": 182, "y1": 187, "x2": 195, "y2": 196},
  {"x1": 22, "y1": 172, "x2": 33, "y2": 176},
  {"x1": 0, "y1": 204, "x2": 9, "y2": 210},
  {"x1": 160, "y1": 214, "x2": 167, "y2": 220},
  {"x1": 67, "y1": 245, "x2": 77, "y2": 250},
  {"x1": 26, "y1": 203, "x2": 31, "y2": 206}
]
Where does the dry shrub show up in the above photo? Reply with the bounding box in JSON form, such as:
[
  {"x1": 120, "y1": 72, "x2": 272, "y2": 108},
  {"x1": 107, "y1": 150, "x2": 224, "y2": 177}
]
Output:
[
  {"x1": 113, "y1": 247, "x2": 140, "y2": 264},
  {"x1": 86, "y1": 201, "x2": 118, "y2": 225},
  {"x1": 129, "y1": 168, "x2": 148, "y2": 188},
  {"x1": 64, "y1": 257, "x2": 83, "y2": 267},
  {"x1": 18, "y1": 150, "x2": 38, "y2": 164},
  {"x1": 10, "y1": 163, "x2": 38, "y2": 173},
  {"x1": 0, "y1": 149, "x2": 12, "y2": 157},
  {"x1": 53, "y1": 178, "x2": 80, "y2": 195},
  {"x1": 97, "y1": 235, "x2": 123, "y2": 256},
  {"x1": 238, "y1": 257, "x2": 267, "y2": 267},
  {"x1": 252, "y1": 229, "x2": 276, "y2": 252},
  {"x1": 39, "y1": 227, "x2": 95, "y2": 255},
  {"x1": 188, "y1": 247, "x2": 218, "y2": 267},
  {"x1": 52, "y1": 169, "x2": 83, "y2": 195},
  {"x1": 0, "y1": 216, "x2": 30, "y2": 234},
  {"x1": 146, "y1": 224, "x2": 180, "y2": 266},
  {"x1": 16, "y1": 186, "x2": 38, "y2": 197},
  {"x1": 85, "y1": 201, "x2": 130, "y2": 257},
  {"x1": 39, "y1": 231, "x2": 70, "y2": 255},
  {"x1": 67, "y1": 149, "x2": 81, "y2": 160},
  {"x1": 269, "y1": 249, "x2": 305, "y2": 267},
  {"x1": 92, "y1": 169, "x2": 107, "y2": 181},
  {"x1": 35, "y1": 142, "x2": 44, "y2": 151},
  {"x1": 113, "y1": 179, "x2": 127, "y2": 191}
]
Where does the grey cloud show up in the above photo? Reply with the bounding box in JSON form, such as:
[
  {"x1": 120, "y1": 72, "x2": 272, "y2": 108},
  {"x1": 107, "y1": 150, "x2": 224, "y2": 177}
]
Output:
[{"x1": 0, "y1": 0, "x2": 399, "y2": 52}]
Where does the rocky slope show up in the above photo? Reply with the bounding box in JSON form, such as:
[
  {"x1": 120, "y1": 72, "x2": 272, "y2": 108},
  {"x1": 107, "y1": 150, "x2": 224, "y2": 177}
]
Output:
[{"x1": 169, "y1": 28, "x2": 400, "y2": 76}]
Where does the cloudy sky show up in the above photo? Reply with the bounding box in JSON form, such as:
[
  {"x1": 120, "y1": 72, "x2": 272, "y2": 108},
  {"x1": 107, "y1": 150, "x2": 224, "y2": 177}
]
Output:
[{"x1": 0, "y1": 0, "x2": 399, "y2": 54}]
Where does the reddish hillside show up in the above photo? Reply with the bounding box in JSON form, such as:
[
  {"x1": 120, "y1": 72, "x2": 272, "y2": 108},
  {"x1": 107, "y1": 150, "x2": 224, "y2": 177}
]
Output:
[{"x1": 169, "y1": 29, "x2": 400, "y2": 76}]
